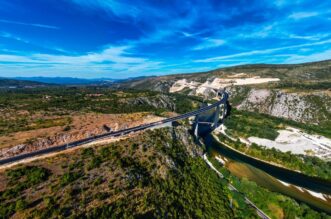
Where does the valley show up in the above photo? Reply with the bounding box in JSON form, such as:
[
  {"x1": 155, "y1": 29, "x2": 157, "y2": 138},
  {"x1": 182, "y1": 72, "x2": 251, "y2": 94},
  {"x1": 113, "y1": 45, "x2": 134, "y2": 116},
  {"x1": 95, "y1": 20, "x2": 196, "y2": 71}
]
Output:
[
  {"x1": 0, "y1": 60, "x2": 330, "y2": 218},
  {"x1": 1, "y1": 1, "x2": 331, "y2": 218}
]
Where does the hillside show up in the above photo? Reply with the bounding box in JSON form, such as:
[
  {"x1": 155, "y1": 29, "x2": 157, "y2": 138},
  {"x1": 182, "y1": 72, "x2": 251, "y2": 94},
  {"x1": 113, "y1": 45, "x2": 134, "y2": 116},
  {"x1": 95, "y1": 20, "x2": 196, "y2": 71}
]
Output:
[
  {"x1": 114, "y1": 60, "x2": 331, "y2": 92},
  {"x1": 0, "y1": 83, "x2": 330, "y2": 217},
  {"x1": 13, "y1": 77, "x2": 115, "y2": 85},
  {"x1": 0, "y1": 127, "x2": 241, "y2": 218},
  {"x1": 0, "y1": 78, "x2": 48, "y2": 88},
  {"x1": 0, "y1": 87, "x2": 203, "y2": 159},
  {"x1": 114, "y1": 60, "x2": 331, "y2": 126},
  {"x1": 1, "y1": 127, "x2": 328, "y2": 218}
]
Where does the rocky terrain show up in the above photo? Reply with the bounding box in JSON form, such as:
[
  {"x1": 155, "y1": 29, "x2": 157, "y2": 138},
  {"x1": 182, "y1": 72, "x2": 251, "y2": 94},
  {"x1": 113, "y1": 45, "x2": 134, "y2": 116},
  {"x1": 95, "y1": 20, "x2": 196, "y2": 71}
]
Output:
[
  {"x1": 0, "y1": 113, "x2": 163, "y2": 159},
  {"x1": 231, "y1": 87, "x2": 331, "y2": 124},
  {"x1": 114, "y1": 60, "x2": 331, "y2": 91},
  {"x1": 114, "y1": 60, "x2": 331, "y2": 125},
  {"x1": 128, "y1": 94, "x2": 176, "y2": 111},
  {"x1": 0, "y1": 87, "x2": 203, "y2": 159}
]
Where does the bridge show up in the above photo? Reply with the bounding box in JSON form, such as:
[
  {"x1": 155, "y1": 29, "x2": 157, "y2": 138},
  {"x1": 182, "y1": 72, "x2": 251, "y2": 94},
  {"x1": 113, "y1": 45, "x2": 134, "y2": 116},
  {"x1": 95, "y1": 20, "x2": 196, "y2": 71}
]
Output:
[
  {"x1": 192, "y1": 95, "x2": 229, "y2": 137},
  {"x1": 0, "y1": 91, "x2": 229, "y2": 166}
]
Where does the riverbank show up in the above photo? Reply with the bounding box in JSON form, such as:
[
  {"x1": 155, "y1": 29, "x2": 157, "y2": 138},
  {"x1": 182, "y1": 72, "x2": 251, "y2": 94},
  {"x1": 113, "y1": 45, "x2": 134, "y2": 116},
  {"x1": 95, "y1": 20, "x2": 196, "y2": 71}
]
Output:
[
  {"x1": 210, "y1": 133, "x2": 331, "y2": 194},
  {"x1": 204, "y1": 134, "x2": 331, "y2": 215},
  {"x1": 212, "y1": 133, "x2": 296, "y2": 171},
  {"x1": 213, "y1": 129, "x2": 331, "y2": 181},
  {"x1": 203, "y1": 154, "x2": 271, "y2": 219}
]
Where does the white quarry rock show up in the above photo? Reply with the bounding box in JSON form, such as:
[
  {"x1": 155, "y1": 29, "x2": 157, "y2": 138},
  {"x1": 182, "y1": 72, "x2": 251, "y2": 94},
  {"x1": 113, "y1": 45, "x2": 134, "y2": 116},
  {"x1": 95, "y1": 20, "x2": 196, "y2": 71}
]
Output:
[{"x1": 248, "y1": 127, "x2": 331, "y2": 160}]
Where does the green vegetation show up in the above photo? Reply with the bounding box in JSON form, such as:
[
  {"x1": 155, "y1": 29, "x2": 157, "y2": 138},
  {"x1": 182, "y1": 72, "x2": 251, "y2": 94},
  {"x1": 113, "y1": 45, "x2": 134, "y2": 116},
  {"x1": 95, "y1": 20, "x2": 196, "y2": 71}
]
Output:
[
  {"x1": 225, "y1": 109, "x2": 280, "y2": 140},
  {"x1": 216, "y1": 132, "x2": 331, "y2": 180},
  {"x1": 6, "y1": 165, "x2": 50, "y2": 183},
  {"x1": 0, "y1": 127, "x2": 250, "y2": 218},
  {"x1": 225, "y1": 109, "x2": 331, "y2": 140},
  {"x1": 0, "y1": 87, "x2": 203, "y2": 136},
  {"x1": 0, "y1": 166, "x2": 51, "y2": 217},
  {"x1": 222, "y1": 109, "x2": 331, "y2": 180},
  {"x1": 0, "y1": 125, "x2": 328, "y2": 218},
  {"x1": 209, "y1": 156, "x2": 331, "y2": 219},
  {"x1": 274, "y1": 81, "x2": 331, "y2": 90}
]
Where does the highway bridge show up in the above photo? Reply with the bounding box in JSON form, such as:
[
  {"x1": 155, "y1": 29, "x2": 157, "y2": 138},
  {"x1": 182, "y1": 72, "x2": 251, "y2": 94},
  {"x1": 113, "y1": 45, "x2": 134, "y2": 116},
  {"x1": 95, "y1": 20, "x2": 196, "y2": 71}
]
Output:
[{"x1": 0, "y1": 92, "x2": 229, "y2": 166}]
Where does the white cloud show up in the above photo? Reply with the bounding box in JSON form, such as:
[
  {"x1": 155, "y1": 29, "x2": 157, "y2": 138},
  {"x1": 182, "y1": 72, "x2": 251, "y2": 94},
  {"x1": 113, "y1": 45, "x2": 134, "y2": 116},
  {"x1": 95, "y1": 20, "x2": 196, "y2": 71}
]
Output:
[
  {"x1": 195, "y1": 39, "x2": 331, "y2": 63},
  {"x1": 192, "y1": 38, "x2": 226, "y2": 50},
  {"x1": 0, "y1": 32, "x2": 30, "y2": 44},
  {"x1": 289, "y1": 11, "x2": 318, "y2": 20},
  {"x1": 71, "y1": 0, "x2": 142, "y2": 19},
  {"x1": 0, "y1": 45, "x2": 162, "y2": 78},
  {"x1": 285, "y1": 49, "x2": 331, "y2": 63},
  {"x1": 0, "y1": 46, "x2": 145, "y2": 64},
  {"x1": 288, "y1": 33, "x2": 329, "y2": 41},
  {"x1": 0, "y1": 19, "x2": 59, "y2": 29}
]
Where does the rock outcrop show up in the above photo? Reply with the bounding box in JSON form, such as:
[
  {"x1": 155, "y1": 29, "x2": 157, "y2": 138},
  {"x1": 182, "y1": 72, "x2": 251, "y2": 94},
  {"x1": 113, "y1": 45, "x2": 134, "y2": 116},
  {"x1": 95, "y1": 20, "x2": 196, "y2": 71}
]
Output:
[{"x1": 236, "y1": 89, "x2": 331, "y2": 124}]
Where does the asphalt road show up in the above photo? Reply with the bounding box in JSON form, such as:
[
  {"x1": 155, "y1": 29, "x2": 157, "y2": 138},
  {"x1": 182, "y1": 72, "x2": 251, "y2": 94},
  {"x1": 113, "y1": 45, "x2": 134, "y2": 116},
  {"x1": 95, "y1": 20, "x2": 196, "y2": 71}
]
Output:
[{"x1": 0, "y1": 92, "x2": 229, "y2": 166}]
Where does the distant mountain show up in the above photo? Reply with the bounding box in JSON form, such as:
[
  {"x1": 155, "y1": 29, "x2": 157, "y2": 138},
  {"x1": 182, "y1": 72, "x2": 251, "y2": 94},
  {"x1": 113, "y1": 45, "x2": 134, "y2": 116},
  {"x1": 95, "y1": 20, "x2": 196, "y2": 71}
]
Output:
[
  {"x1": 0, "y1": 78, "x2": 48, "y2": 87},
  {"x1": 12, "y1": 77, "x2": 116, "y2": 85}
]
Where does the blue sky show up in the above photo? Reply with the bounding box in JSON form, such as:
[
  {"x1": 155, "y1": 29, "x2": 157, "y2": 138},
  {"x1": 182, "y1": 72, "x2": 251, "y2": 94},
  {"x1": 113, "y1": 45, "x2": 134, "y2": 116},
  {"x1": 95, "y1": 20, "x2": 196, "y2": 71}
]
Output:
[{"x1": 0, "y1": 0, "x2": 330, "y2": 78}]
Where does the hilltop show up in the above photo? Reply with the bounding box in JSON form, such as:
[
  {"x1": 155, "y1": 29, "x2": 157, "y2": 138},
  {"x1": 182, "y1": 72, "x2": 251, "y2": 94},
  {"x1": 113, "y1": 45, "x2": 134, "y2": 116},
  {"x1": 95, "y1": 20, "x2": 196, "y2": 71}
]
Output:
[
  {"x1": 113, "y1": 59, "x2": 331, "y2": 92},
  {"x1": 0, "y1": 78, "x2": 49, "y2": 88}
]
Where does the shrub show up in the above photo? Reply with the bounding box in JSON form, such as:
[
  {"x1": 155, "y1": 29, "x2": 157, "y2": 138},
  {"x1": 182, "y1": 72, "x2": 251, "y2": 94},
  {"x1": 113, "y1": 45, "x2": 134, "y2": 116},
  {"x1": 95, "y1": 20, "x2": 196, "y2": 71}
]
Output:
[
  {"x1": 99, "y1": 147, "x2": 111, "y2": 158},
  {"x1": 60, "y1": 172, "x2": 82, "y2": 186},
  {"x1": 81, "y1": 148, "x2": 94, "y2": 158},
  {"x1": 88, "y1": 157, "x2": 102, "y2": 170},
  {"x1": 63, "y1": 125, "x2": 71, "y2": 131},
  {"x1": 6, "y1": 166, "x2": 51, "y2": 187},
  {"x1": 15, "y1": 199, "x2": 27, "y2": 211}
]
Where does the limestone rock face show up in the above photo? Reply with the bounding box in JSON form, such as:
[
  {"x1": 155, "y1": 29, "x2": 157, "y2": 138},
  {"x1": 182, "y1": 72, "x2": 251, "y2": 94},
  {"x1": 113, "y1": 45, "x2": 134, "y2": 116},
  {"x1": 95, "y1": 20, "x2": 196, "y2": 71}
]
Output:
[
  {"x1": 236, "y1": 89, "x2": 331, "y2": 124},
  {"x1": 130, "y1": 94, "x2": 176, "y2": 111}
]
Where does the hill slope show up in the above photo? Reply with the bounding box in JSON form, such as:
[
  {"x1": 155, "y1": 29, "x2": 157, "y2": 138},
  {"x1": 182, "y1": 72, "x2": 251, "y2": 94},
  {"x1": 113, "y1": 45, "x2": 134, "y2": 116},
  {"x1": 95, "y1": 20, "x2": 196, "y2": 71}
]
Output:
[
  {"x1": 0, "y1": 127, "x2": 242, "y2": 218},
  {"x1": 114, "y1": 59, "x2": 331, "y2": 92},
  {"x1": 0, "y1": 78, "x2": 48, "y2": 87},
  {"x1": 114, "y1": 60, "x2": 331, "y2": 125},
  {"x1": 13, "y1": 77, "x2": 115, "y2": 85}
]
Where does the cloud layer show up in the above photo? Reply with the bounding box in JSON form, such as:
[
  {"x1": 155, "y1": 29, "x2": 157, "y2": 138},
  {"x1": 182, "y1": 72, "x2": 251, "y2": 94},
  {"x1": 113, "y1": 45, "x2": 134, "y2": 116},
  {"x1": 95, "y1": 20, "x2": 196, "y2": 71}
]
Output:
[{"x1": 0, "y1": 0, "x2": 330, "y2": 78}]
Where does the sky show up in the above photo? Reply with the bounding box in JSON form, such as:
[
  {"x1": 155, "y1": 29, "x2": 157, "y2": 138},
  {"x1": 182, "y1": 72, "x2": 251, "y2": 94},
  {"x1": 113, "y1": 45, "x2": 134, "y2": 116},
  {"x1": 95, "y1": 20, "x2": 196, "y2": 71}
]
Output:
[{"x1": 0, "y1": 0, "x2": 330, "y2": 78}]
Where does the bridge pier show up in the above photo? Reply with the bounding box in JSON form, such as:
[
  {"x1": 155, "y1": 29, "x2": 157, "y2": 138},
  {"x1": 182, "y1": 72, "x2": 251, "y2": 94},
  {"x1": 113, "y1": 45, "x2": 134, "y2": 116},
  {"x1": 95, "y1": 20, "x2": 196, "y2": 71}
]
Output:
[
  {"x1": 194, "y1": 119, "x2": 199, "y2": 138},
  {"x1": 193, "y1": 96, "x2": 228, "y2": 138},
  {"x1": 212, "y1": 105, "x2": 220, "y2": 129}
]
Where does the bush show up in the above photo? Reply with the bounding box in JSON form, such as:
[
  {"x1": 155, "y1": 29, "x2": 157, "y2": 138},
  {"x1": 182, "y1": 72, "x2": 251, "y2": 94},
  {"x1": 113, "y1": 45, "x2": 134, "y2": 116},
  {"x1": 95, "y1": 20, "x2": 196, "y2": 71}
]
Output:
[
  {"x1": 60, "y1": 172, "x2": 82, "y2": 186},
  {"x1": 6, "y1": 166, "x2": 51, "y2": 187},
  {"x1": 88, "y1": 157, "x2": 102, "y2": 170},
  {"x1": 99, "y1": 147, "x2": 111, "y2": 158},
  {"x1": 81, "y1": 148, "x2": 94, "y2": 158},
  {"x1": 63, "y1": 125, "x2": 71, "y2": 131},
  {"x1": 15, "y1": 199, "x2": 27, "y2": 211}
]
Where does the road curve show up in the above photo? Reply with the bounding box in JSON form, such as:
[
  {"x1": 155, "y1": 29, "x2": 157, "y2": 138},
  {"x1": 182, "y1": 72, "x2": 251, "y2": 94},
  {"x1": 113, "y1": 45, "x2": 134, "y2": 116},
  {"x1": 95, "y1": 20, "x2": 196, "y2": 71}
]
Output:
[{"x1": 0, "y1": 92, "x2": 229, "y2": 166}]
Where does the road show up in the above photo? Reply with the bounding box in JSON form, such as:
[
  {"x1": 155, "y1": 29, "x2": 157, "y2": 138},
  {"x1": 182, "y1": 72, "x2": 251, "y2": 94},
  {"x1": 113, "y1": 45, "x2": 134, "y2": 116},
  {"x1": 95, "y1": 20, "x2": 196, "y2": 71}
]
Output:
[{"x1": 0, "y1": 92, "x2": 229, "y2": 166}]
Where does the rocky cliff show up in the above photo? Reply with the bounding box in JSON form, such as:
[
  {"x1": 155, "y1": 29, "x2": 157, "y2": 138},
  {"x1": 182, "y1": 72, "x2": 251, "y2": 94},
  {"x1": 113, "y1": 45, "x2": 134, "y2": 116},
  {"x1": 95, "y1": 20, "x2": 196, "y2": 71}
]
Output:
[{"x1": 229, "y1": 87, "x2": 331, "y2": 124}]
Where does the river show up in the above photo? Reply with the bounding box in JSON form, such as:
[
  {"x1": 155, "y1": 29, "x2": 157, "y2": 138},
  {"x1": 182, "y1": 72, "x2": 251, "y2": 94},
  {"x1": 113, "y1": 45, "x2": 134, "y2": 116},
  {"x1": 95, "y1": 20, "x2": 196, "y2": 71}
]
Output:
[{"x1": 203, "y1": 133, "x2": 331, "y2": 214}]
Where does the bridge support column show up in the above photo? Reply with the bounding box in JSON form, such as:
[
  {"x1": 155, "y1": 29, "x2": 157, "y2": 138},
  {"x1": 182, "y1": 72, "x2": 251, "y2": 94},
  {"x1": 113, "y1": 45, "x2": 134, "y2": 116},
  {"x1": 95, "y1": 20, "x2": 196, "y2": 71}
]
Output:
[
  {"x1": 213, "y1": 105, "x2": 220, "y2": 128},
  {"x1": 194, "y1": 122, "x2": 199, "y2": 138}
]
